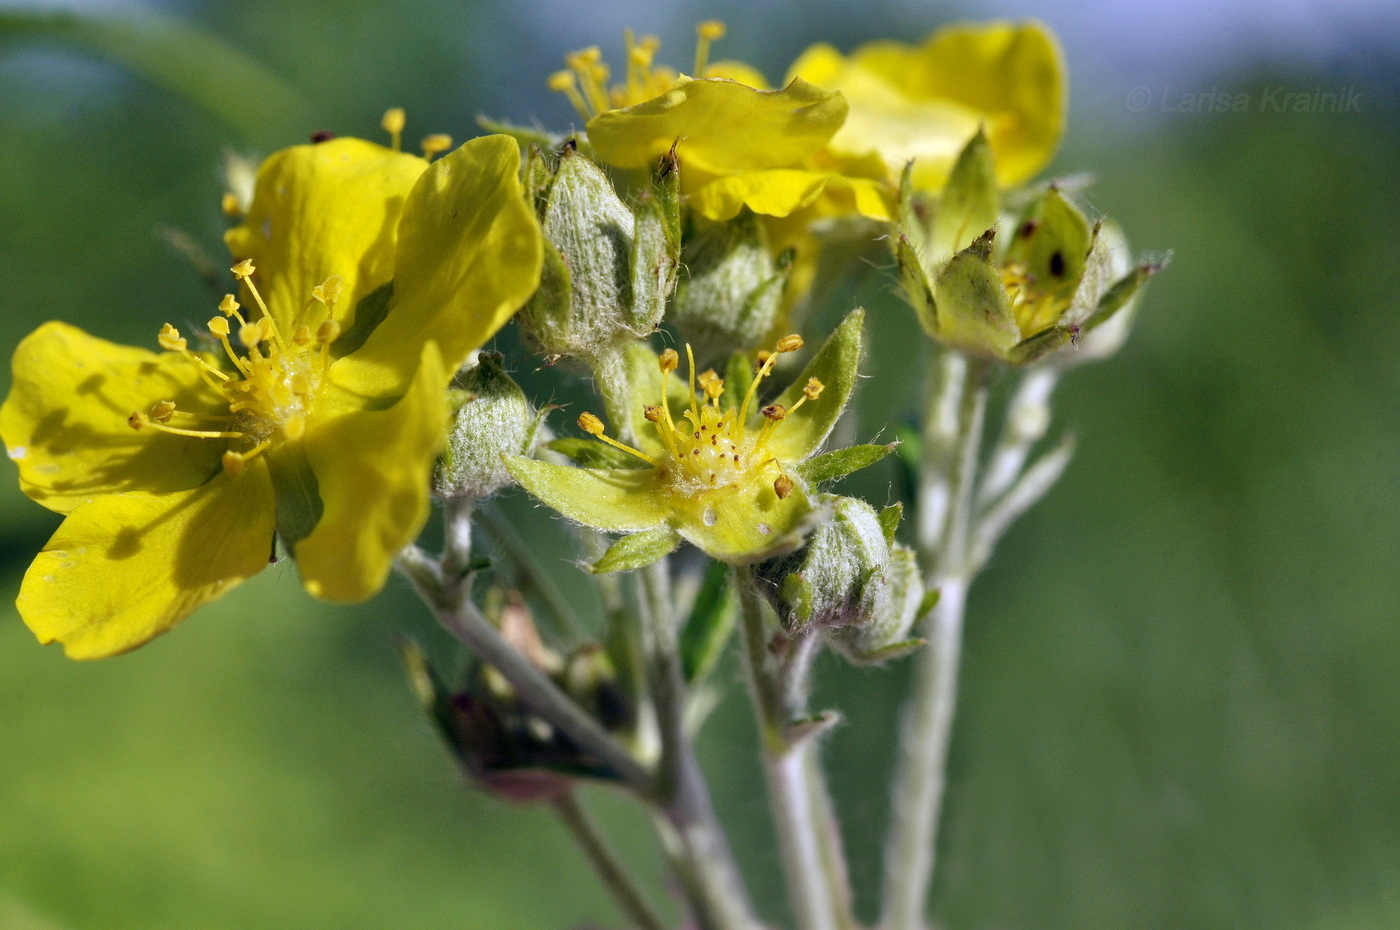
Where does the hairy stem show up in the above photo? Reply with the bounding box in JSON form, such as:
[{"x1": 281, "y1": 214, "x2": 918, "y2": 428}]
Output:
[
  {"x1": 638, "y1": 563, "x2": 757, "y2": 930},
  {"x1": 553, "y1": 792, "x2": 667, "y2": 930},
  {"x1": 882, "y1": 347, "x2": 988, "y2": 930},
  {"x1": 736, "y1": 566, "x2": 853, "y2": 930}
]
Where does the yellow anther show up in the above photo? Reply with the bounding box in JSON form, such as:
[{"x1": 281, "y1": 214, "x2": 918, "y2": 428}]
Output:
[
  {"x1": 578, "y1": 412, "x2": 605, "y2": 436},
  {"x1": 697, "y1": 20, "x2": 727, "y2": 40},
  {"x1": 761, "y1": 403, "x2": 787, "y2": 421},
  {"x1": 803, "y1": 378, "x2": 824, "y2": 401},
  {"x1": 421, "y1": 134, "x2": 453, "y2": 159},
  {"x1": 150, "y1": 400, "x2": 177, "y2": 423},
  {"x1": 639, "y1": 35, "x2": 661, "y2": 53},
  {"x1": 311, "y1": 275, "x2": 342, "y2": 306},
  {"x1": 566, "y1": 46, "x2": 602, "y2": 69},
  {"x1": 293, "y1": 325, "x2": 313, "y2": 346},
  {"x1": 283, "y1": 414, "x2": 306, "y2": 441},
  {"x1": 644, "y1": 405, "x2": 664, "y2": 423},
  {"x1": 317, "y1": 319, "x2": 342, "y2": 345},
  {"x1": 773, "y1": 473, "x2": 795, "y2": 500},
  {"x1": 231, "y1": 259, "x2": 255, "y2": 279},
  {"x1": 659, "y1": 348, "x2": 679, "y2": 374},
  {"x1": 127, "y1": 411, "x2": 147, "y2": 431},
  {"x1": 220, "y1": 192, "x2": 241, "y2": 217},
  {"x1": 775, "y1": 334, "x2": 804, "y2": 353},
  {"x1": 290, "y1": 374, "x2": 312, "y2": 396},
  {"x1": 219, "y1": 294, "x2": 242, "y2": 317},
  {"x1": 208, "y1": 316, "x2": 230, "y2": 337},
  {"x1": 222, "y1": 449, "x2": 246, "y2": 476},
  {"x1": 629, "y1": 45, "x2": 654, "y2": 68},
  {"x1": 382, "y1": 107, "x2": 406, "y2": 151},
  {"x1": 755, "y1": 349, "x2": 774, "y2": 369},
  {"x1": 157, "y1": 324, "x2": 186, "y2": 352},
  {"x1": 548, "y1": 70, "x2": 577, "y2": 92},
  {"x1": 239, "y1": 323, "x2": 262, "y2": 349}
]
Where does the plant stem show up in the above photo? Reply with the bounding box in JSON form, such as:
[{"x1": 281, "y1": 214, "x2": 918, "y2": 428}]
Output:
[
  {"x1": 736, "y1": 566, "x2": 853, "y2": 930},
  {"x1": 638, "y1": 563, "x2": 757, "y2": 930},
  {"x1": 395, "y1": 543, "x2": 651, "y2": 792},
  {"x1": 553, "y1": 792, "x2": 668, "y2": 930},
  {"x1": 882, "y1": 347, "x2": 988, "y2": 930}
]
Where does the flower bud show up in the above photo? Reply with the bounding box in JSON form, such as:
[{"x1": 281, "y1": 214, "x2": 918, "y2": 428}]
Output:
[
  {"x1": 670, "y1": 210, "x2": 793, "y2": 364},
  {"x1": 831, "y1": 545, "x2": 928, "y2": 665},
  {"x1": 520, "y1": 144, "x2": 680, "y2": 361},
  {"x1": 754, "y1": 495, "x2": 891, "y2": 633},
  {"x1": 434, "y1": 353, "x2": 540, "y2": 501}
]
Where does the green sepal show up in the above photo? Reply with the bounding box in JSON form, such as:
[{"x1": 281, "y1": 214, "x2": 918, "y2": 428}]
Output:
[
  {"x1": 878, "y1": 502, "x2": 903, "y2": 546},
  {"x1": 795, "y1": 443, "x2": 896, "y2": 485},
  {"x1": 896, "y1": 234, "x2": 939, "y2": 338},
  {"x1": 763, "y1": 308, "x2": 865, "y2": 463},
  {"x1": 1082, "y1": 260, "x2": 1164, "y2": 334},
  {"x1": 723, "y1": 349, "x2": 756, "y2": 405},
  {"x1": 1005, "y1": 187, "x2": 1093, "y2": 303},
  {"x1": 680, "y1": 560, "x2": 736, "y2": 683},
  {"x1": 475, "y1": 116, "x2": 559, "y2": 152},
  {"x1": 932, "y1": 129, "x2": 1000, "y2": 266},
  {"x1": 628, "y1": 159, "x2": 681, "y2": 337},
  {"x1": 504, "y1": 455, "x2": 668, "y2": 533},
  {"x1": 897, "y1": 160, "x2": 932, "y2": 261},
  {"x1": 841, "y1": 638, "x2": 926, "y2": 667},
  {"x1": 266, "y1": 440, "x2": 322, "y2": 551},
  {"x1": 778, "y1": 573, "x2": 815, "y2": 627},
  {"x1": 784, "y1": 710, "x2": 840, "y2": 745},
  {"x1": 590, "y1": 526, "x2": 682, "y2": 573},
  {"x1": 1011, "y1": 324, "x2": 1079, "y2": 365},
  {"x1": 934, "y1": 232, "x2": 1021, "y2": 357},
  {"x1": 918, "y1": 588, "x2": 942, "y2": 618},
  {"x1": 546, "y1": 438, "x2": 646, "y2": 470}
]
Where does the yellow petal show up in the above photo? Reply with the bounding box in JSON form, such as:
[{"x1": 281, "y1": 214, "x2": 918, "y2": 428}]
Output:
[
  {"x1": 294, "y1": 341, "x2": 448, "y2": 602},
  {"x1": 667, "y1": 477, "x2": 817, "y2": 564},
  {"x1": 1, "y1": 322, "x2": 224, "y2": 514},
  {"x1": 586, "y1": 77, "x2": 848, "y2": 176},
  {"x1": 331, "y1": 135, "x2": 542, "y2": 397},
  {"x1": 224, "y1": 137, "x2": 427, "y2": 333},
  {"x1": 505, "y1": 456, "x2": 670, "y2": 533},
  {"x1": 17, "y1": 464, "x2": 275, "y2": 659},
  {"x1": 689, "y1": 169, "x2": 831, "y2": 221},
  {"x1": 788, "y1": 21, "x2": 1066, "y2": 188}
]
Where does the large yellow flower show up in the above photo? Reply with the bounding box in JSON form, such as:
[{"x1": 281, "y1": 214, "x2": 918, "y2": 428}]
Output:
[
  {"x1": 1, "y1": 134, "x2": 542, "y2": 658},
  {"x1": 787, "y1": 20, "x2": 1066, "y2": 191}
]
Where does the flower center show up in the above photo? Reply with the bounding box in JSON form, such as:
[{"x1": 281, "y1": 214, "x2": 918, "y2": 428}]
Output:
[
  {"x1": 127, "y1": 260, "x2": 344, "y2": 476},
  {"x1": 577, "y1": 335, "x2": 823, "y2": 500},
  {"x1": 548, "y1": 20, "x2": 728, "y2": 120},
  {"x1": 1001, "y1": 258, "x2": 1071, "y2": 337}
]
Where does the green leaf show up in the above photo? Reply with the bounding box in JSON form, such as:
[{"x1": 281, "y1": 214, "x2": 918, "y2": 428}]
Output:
[
  {"x1": 0, "y1": 9, "x2": 309, "y2": 141},
  {"x1": 547, "y1": 438, "x2": 647, "y2": 469},
  {"x1": 680, "y1": 561, "x2": 735, "y2": 683},
  {"x1": 590, "y1": 526, "x2": 682, "y2": 573},
  {"x1": 504, "y1": 456, "x2": 669, "y2": 533},
  {"x1": 795, "y1": 443, "x2": 897, "y2": 485},
  {"x1": 763, "y1": 308, "x2": 865, "y2": 462},
  {"x1": 932, "y1": 130, "x2": 1000, "y2": 265}
]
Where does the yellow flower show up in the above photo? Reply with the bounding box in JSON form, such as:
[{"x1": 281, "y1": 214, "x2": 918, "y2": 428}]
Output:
[
  {"x1": 551, "y1": 23, "x2": 892, "y2": 227},
  {"x1": 2, "y1": 134, "x2": 542, "y2": 658},
  {"x1": 506, "y1": 311, "x2": 887, "y2": 567},
  {"x1": 787, "y1": 20, "x2": 1066, "y2": 191}
]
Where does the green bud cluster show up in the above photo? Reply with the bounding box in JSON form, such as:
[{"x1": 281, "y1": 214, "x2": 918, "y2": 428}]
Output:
[
  {"x1": 519, "y1": 142, "x2": 681, "y2": 362},
  {"x1": 755, "y1": 496, "x2": 929, "y2": 664}
]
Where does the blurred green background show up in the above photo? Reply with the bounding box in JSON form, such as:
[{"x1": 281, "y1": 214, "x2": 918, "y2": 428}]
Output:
[{"x1": 2, "y1": 0, "x2": 1398, "y2": 927}]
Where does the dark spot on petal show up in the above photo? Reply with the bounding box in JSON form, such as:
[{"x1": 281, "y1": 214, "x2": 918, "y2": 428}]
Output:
[
  {"x1": 1049, "y1": 251, "x2": 1066, "y2": 277},
  {"x1": 310, "y1": 130, "x2": 336, "y2": 143}
]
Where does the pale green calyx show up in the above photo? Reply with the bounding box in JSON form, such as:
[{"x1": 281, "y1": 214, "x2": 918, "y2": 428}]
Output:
[
  {"x1": 435, "y1": 353, "x2": 541, "y2": 501},
  {"x1": 895, "y1": 130, "x2": 1165, "y2": 366},
  {"x1": 520, "y1": 143, "x2": 681, "y2": 362},
  {"x1": 671, "y1": 210, "x2": 794, "y2": 365}
]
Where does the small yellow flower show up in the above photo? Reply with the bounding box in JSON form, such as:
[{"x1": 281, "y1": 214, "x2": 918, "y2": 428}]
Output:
[
  {"x1": 787, "y1": 20, "x2": 1066, "y2": 191},
  {"x1": 552, "y1": 23, "x2": 892, "y2": 227},
  {"x1": 506, "y1": 311, "x2": 881, "y2": 566},
  {"x1": 2, "y1": 134, "x2": 542, "y2": 658}
]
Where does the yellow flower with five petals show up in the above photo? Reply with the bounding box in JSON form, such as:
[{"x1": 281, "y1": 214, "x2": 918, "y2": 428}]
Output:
[{"x1": 1, "y1": 133, "x2": 542, "y2": 658}]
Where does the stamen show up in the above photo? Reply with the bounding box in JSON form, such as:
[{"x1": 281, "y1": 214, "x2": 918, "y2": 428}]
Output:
[
  {"x1": 382, "y1": 107, "x2": 406, "y2": 152},
  {"x1": 128, "y1": 411, "x2": 243, "y2": 439},
  {"x1": 421, "y1": 134, "x2": 453, "y2": 160},
  {"x1": 773, "y1": 473, "x2": 795, "y2": 499},
  {"x1": 157, "y1": 323, "x2": 186, "y2": 352},
  {"x1": 738, "y1": 334, "x2": 803, "y2": 427},
  {"x1": 578, "y1": 412, "x2": 657, "y2": 466},
  {"x1": 659, "y1": 348, "x2": 679, "y2": 375},
  {"x1": 222, "y1": 440, "x2": 271, "y2": 477},
  {"x1": 694, "y1": 20, "x2": 726, "y2": 77},
  {"x1": 686, "y1": 345, "x2": 700, "y2": 419},
  {"x1": 549, "y1": 70, "x2": 592, "y2": 122},
  {"x1": 221, "y1": 192, "x2": 241, "y2": 217}
]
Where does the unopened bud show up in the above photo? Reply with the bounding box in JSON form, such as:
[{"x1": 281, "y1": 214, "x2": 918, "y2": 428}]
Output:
[{"x1": 435, "y1": 353, "x2": 541, "y2": 501}]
